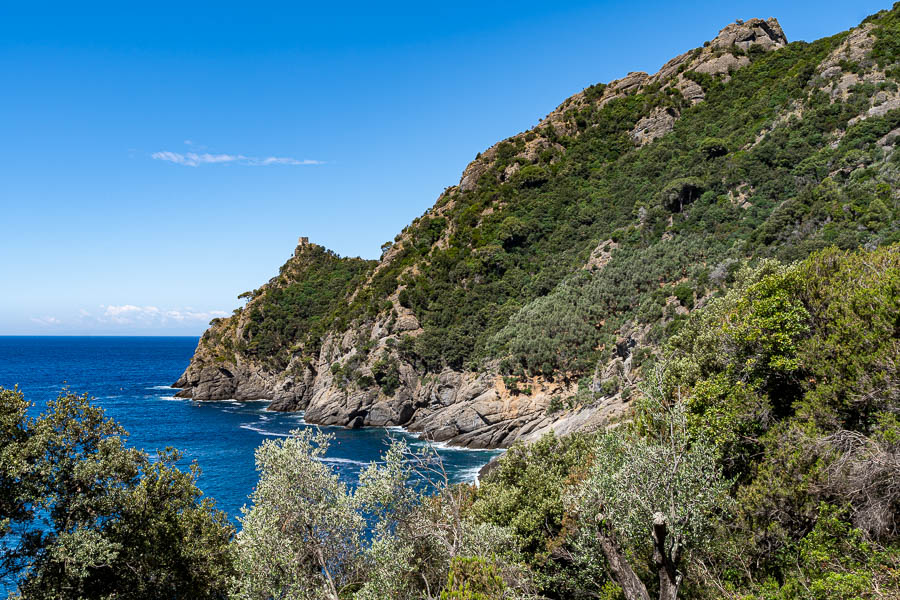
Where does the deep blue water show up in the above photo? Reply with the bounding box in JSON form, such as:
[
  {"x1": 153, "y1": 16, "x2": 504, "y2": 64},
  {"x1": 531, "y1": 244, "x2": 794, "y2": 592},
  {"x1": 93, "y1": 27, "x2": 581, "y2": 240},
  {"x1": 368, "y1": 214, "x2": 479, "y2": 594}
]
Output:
[{"x1": 0, "y1": 336, "x2": 500, "y2": 524}]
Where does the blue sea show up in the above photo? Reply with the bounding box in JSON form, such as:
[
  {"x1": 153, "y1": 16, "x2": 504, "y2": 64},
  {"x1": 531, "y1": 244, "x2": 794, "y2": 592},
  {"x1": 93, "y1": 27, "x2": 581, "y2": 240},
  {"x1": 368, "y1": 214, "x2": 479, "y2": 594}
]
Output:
[{"x1": 0, "y1": 336, "x2": 501, "y2": 524}]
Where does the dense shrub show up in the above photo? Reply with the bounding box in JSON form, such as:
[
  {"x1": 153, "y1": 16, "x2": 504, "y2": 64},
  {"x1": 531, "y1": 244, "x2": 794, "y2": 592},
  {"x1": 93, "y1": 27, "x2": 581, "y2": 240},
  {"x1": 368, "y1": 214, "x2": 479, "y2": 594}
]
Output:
[
  {"x1": 471, "y1": 433, "x2": 600, "y2": 599},
  {"x1": 662, "y1": 244, "x2": 900, "y2": 596},
  {"x1": 0, "y1": 388, "x2": 234, "y2": 599},
  {"x1": 372, "y1": 354, "x2": 402, "y2": 396},
  {"x1": 699, "y1": 137, "x2": 728, "y2": 159}
]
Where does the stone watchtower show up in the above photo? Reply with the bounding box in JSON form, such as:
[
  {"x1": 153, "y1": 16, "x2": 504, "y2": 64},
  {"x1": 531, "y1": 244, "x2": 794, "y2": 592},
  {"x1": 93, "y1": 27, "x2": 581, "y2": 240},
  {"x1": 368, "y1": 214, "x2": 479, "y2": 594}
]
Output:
[{"x1": 295, "y1": 236, "x2": 310, "y2": 256}]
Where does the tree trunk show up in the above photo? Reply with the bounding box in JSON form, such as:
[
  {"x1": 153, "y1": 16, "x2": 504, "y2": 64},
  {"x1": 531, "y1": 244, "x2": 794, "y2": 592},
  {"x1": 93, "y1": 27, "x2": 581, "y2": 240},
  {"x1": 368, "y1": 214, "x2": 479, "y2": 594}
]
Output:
[
  {"x1": 315, "y1": 546, "x2": 340, "y2": 600},
  {"x1": 595, "y1": 521, "x2": 651, "y2": 600},
  {"x1": 652, "y1": 512, "x2": 682, "y2": 600}
]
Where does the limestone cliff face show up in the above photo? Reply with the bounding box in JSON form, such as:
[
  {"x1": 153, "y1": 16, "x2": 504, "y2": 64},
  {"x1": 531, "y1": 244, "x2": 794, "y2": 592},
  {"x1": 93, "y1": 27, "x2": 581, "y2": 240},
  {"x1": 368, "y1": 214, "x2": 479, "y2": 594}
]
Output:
[
  {"x1": 175, "y1": 293, "x2": 624, "y2": 448},
  {"x1": 174, "y1": 13, "x2": 895, "y2": 448},
  {"x1": 172, "y1": 340, "x2": 313, "y2": 406},
  {"x1": 174, "y1": 257, "x2": 574, "y2": 448}
]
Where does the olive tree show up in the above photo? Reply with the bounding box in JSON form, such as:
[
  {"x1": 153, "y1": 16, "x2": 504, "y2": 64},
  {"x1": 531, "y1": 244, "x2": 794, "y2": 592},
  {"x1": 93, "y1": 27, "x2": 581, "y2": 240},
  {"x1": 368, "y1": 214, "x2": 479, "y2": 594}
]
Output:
[
  {"x1": 231, "y1": 429, "x2": 364, "y2": 600},
  {"x1": 232, "y1": 430, "x2": 530, "y2": 600},
  {"x1": 354, "y1": 440, "x2": 526, "y2": 600},
  {"x1": 572, "y1": 383, "x2": 732, "y2": 600}
]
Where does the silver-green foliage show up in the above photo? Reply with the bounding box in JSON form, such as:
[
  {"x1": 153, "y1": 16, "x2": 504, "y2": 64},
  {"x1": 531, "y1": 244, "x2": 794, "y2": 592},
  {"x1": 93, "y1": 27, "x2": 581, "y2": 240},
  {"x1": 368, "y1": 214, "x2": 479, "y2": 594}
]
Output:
[
  {"x1": 231, "y1": 429, "x2": 364, "y2": 600},
  {"x1": 571, "y1": 383, "x2": 733, "y2": 599},
  {"x1": 232, "y1": 431, "x2": 527, "y2": 600},
  {"x1": 354, "y1": 440, "x2": 527, "y2": 599},
  {"x1": 576, "y1": 398, "x2": 731, "y2": 554}
]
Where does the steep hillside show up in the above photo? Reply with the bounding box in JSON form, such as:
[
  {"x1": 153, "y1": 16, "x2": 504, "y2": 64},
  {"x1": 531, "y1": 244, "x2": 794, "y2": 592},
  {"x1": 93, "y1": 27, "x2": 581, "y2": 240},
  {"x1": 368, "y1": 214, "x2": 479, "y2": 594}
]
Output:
[{"x1": 175, "y1": 7, "x2": 900, "y2": 447}]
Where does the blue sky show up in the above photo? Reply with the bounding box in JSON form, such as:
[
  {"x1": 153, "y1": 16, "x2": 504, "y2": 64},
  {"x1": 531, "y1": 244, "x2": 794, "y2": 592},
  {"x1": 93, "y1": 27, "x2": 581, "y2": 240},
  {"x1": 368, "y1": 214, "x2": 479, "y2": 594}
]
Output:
[{"x1": 0, "y1": 0, "x2": 889, "y2": 335}]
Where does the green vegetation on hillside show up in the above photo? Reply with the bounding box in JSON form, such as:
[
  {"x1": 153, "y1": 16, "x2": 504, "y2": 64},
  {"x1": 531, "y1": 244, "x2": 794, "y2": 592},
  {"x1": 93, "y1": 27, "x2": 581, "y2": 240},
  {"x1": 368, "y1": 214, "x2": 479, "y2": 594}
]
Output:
[
  {"x1": 207, "y1": 245, "x2": 375, "y2": 369},
  {"x1": 214, "y1": 5, "x2": 900, "y2": 383},
  {"x1": 490, "y1": 47, "x2": 900, "y2": 380},
  {"x1": 5, "y1": 244, "x2": 898, "y2": 599}
]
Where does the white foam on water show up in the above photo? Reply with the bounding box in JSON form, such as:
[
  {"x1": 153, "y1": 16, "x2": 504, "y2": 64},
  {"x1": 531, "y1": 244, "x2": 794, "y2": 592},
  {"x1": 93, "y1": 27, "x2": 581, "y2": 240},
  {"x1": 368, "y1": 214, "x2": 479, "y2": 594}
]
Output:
[
  {"x1": 239, "y1": 423, "x2": 293, "y2": 437},
  {"x1": 148, "y1": 385, "x2": 175, "y2": 390},
  {"x1": 378, "y1": 425, "x2": 502, "y2": 455},
  {"x1": 231, "y1": 408, "x2": 500, "y2": 482},
  {"x1": 456, "y1": 465, "x2": 485, "y2": 484},
  {"x1": 291, "y1": 419, "x2": 348, "y2": 431},
  {"x1": 158, "y1": 395, "x2": 185, "y2": 402},
  {"x1": 240, "y1": 399, "x2": 272, "y2": 404},
  {"x1": 210, "y1": 398, "x2": 271, "y2": 406},
  {"x1": 412, "y1": 439, "x2": 500, "y2": 453},
  {"x1": 235, "y1": 426, "x2": 373, "y2": 467}
]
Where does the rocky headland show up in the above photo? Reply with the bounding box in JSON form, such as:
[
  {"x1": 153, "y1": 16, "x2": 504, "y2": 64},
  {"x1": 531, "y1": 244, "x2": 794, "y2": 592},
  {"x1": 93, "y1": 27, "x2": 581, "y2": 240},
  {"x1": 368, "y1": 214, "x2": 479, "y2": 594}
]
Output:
[{"x1": 175, "y1": 14, "x2": 899, "y2": 448}]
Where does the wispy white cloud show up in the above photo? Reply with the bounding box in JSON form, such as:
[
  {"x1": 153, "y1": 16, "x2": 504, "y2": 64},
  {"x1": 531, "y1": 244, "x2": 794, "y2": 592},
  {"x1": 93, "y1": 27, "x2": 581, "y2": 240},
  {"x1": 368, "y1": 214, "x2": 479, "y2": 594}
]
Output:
[
  {"x1": 248, "y1": 156, "x2": 323, "y2": 166},
  {"x1": 30, "y1": 316, "x2": 61, "y2": 326},
  {"x1": 24, "y1": 306, "x2": 227, "y2": 333},
  {"x1": 100, "y1": 304, "x2": 226, "y2": 325},
  {"x1": 151, "y1": 151, "x2": 242, "y2": 166},
  {"x1": 152, "y1": 149, "x2": 323, "y2": 167}
]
